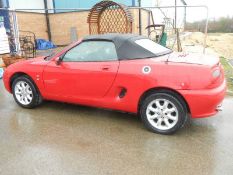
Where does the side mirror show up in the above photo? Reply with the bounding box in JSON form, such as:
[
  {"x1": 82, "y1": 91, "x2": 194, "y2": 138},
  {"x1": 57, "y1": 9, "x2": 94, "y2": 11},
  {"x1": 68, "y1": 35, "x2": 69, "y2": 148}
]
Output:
[{"x1": 55, "y1": 57, "x2": 63, "y2": 65}]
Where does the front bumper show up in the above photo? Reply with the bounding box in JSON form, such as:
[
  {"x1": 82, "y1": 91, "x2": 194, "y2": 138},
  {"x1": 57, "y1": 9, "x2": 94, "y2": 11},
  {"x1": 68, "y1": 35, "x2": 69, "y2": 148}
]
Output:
[
  {"x1": 2, "y1": 69, "x2": 11, "y2": 93},
  {"x1": 179, "y1": 80, "x2": 226, "y2": 118}
]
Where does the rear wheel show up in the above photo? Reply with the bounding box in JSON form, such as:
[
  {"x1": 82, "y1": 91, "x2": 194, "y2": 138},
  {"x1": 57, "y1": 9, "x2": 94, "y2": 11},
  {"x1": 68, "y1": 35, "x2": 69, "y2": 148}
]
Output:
[
  {"x1": 140, "y1": 92, "x2": 187, "y2": 135},
  {"x1": 12, "y1": 76, "x2": 43, "y2": 108}
]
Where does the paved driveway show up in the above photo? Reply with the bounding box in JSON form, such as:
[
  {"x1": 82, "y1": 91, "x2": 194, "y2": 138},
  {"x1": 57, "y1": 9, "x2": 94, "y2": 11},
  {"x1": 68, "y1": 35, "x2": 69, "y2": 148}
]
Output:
[{"x1": 0, "y1": 80, "x2": 233, "y2": 175}]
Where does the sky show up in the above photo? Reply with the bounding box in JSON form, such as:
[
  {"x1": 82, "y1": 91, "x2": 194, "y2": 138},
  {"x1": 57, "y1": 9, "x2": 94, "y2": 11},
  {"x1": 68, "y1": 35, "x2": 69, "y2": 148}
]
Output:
[
  {"x1": 150, "y1": 0, "x2": 233, "y2": 23},
  {"x1": 185, "y1": 0, "x2": 233, "y2": 21}
]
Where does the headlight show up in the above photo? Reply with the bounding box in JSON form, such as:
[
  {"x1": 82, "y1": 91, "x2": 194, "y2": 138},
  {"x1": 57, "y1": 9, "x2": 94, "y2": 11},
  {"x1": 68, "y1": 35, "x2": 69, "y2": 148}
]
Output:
[{"x1": 212, "y1": 69, "x2": 221, "y2": 78}]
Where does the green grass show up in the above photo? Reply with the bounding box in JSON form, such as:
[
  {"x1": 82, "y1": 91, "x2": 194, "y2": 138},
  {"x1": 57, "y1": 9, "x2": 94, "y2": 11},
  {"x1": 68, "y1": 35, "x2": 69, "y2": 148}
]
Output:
[{"x1": 220, "y1": 56, "x2": 233, "y2": 92}]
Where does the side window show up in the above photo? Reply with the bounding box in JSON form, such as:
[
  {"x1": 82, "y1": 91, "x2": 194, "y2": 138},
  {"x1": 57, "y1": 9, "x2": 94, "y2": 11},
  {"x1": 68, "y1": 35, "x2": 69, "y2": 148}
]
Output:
[{"x1": 63, "y1": 41, "x2": 118, "y2": 62}]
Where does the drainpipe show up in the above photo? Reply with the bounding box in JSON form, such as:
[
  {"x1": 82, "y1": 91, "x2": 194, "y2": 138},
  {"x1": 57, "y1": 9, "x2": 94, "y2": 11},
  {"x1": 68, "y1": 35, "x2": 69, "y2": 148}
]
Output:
[
  {"x1": 138, "y1": 0, "x2": 142, "y2": 35},
  {"x1": 43, "y1": 0, "x2": 52, "y2": 41}
]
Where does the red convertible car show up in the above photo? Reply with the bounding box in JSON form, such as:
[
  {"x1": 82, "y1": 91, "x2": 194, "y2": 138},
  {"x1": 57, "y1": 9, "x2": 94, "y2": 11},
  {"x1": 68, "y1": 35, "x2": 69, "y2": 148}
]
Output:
[{"x1": 3, "y1": 34, "x2": 226, "y2": 134}]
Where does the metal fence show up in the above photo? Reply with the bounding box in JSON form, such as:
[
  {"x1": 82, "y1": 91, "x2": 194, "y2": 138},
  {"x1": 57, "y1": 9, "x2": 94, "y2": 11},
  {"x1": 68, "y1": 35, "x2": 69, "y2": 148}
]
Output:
[{"x1": 0, "y1": 5, "x2": 209, "y2": 58}]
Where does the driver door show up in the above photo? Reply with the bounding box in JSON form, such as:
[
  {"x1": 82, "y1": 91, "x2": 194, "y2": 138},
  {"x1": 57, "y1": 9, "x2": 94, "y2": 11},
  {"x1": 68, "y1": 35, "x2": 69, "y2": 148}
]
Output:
[{"x1": 43, "y1": 40, "x2": 119, "y2": 101}]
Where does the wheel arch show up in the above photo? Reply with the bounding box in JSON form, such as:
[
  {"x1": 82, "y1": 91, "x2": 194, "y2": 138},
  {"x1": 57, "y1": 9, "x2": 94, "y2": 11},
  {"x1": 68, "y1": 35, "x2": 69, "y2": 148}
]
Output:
[
  {"x1": 10, "y1": 72, "x2": 43, "y2": 108},
  {"x1": 138, "y1": 87, "x2": 190, "y2": 114},
  {"x1": 9, "y1": 72, "x2": 38, "y2": 93}
]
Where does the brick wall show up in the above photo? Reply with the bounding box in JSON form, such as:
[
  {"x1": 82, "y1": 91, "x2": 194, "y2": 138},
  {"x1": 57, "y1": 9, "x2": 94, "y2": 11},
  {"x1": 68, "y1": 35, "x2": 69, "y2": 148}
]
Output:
[
  {"x1": 16, "y1": 12, "x2": 48, "y2": 40},
  {"x1": 49, "y1": 11, "x2": 89, "y2": 45},
  {"x1": 15, "y1": 9, "x2": 151, "y2": 46}
]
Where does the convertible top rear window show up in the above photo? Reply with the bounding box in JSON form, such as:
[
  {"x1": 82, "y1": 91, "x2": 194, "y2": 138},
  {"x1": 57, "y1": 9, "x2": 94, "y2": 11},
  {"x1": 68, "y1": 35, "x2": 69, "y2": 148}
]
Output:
[{"x1": 135, "y1": 39, "x2": 171, "y2": 56}]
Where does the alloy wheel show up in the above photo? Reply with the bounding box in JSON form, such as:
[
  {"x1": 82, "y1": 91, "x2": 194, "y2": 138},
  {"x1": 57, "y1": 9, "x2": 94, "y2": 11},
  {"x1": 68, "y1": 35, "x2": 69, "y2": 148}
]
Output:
[
  {"x1": 14, "y1": 81, "x2": 33, "y2": 105},
  {"x1": 146, "y1": 98, "x2": 179, "y2": 130}
]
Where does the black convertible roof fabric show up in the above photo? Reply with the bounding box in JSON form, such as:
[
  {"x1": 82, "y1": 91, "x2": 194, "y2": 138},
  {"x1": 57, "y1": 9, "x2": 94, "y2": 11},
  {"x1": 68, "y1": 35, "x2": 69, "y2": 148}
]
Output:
[{"x1": 83, "y1": 33, "x2": 157, "y2": 60}]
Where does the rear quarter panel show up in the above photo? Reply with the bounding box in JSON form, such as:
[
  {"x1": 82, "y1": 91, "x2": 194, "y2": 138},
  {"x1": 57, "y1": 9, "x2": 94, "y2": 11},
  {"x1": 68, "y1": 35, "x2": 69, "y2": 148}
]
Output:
[{"x1": 107, "y1": 58, "x2": 216, "y2": 113}]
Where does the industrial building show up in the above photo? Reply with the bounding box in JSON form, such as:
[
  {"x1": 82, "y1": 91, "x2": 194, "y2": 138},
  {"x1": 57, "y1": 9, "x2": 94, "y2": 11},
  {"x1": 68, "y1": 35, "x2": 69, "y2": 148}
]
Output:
[{"x1": 0, "y1": 0, "x2": 187, "y2": 52}]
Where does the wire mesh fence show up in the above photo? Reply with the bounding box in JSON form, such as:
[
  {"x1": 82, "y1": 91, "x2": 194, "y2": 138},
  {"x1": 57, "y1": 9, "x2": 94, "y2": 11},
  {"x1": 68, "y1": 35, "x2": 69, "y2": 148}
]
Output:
[{"x1": 0, "y1": 5, "x2": 208, "y2": 59}]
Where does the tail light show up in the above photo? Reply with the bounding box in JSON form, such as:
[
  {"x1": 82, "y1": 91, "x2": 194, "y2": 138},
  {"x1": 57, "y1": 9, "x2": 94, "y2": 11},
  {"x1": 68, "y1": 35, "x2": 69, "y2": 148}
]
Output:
[
  {"x1": 212, "y1": 69, "x2": 221, "y2": 78},
  {"x1": 208, "y1": 62, "x2": 224, "y2": 88}
]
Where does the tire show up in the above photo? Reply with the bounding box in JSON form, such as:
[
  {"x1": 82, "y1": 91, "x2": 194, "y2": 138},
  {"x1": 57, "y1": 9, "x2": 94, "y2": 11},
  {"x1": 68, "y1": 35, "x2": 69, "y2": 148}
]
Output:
[
  {"x1": 140, "y1": 92, "x2": 187, "y2": 135},
  {"x1": 12, "y1": 75, "x2": 43, "y2": 108}
]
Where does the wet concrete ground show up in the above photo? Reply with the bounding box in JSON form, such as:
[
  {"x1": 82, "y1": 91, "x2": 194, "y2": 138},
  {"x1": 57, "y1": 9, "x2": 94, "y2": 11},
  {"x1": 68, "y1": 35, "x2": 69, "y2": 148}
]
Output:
[{"x1": 0, "y1": 80, "x2": 233, "y2": 175}]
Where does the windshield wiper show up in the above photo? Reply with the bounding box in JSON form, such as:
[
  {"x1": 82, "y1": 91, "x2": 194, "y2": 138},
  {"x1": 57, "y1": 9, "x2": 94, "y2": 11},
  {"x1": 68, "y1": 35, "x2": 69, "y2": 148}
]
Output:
[{"x1": 44, "y1": 53, "x2": 54, "y2": 60}]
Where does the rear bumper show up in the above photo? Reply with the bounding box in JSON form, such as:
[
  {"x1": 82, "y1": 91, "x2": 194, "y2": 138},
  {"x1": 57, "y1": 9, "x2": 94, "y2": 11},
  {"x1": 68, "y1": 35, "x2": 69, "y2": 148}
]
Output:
[{"x1": 179, "y1": 80, "x2": 226, "y2": 118}]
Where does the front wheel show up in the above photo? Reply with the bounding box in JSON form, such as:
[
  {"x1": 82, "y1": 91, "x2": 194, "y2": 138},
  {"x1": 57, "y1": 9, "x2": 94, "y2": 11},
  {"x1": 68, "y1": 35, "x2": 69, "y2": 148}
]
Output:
[
  {"x1": 12, "y1": 76, "x2": 43, "y2": 108},
  {"x1": 140, "y1": 92, "x2": 187, "y2": 135}
]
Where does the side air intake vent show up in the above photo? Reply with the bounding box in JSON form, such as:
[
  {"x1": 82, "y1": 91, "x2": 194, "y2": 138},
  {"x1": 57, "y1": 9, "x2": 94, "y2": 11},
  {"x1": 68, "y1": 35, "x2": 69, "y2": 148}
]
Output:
[{"x1": 119, "y1": 88, "x2": 127, "y2": 98}]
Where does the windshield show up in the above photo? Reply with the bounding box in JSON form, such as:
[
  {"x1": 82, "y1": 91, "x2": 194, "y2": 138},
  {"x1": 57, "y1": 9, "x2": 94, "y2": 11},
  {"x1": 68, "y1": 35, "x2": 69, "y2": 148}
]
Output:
[
  {"x1": 135, "y1": 39, "x2": 171, "y2": 56},
  {"x1": 44, "y1": 47, "x2": 65, "y2": 60}
]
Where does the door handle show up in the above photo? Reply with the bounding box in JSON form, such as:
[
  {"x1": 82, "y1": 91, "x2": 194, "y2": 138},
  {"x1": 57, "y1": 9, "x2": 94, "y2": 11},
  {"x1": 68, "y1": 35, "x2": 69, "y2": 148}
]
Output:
[{"x1": 101, "y1": 65, "x2": 111, "y2": 71}]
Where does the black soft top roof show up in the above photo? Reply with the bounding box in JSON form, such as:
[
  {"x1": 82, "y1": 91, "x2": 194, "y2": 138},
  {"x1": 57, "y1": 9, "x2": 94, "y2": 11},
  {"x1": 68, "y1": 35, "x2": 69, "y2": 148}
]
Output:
[{"x1": 83, "y1": 33, "x2": 158, "y2": 60}]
